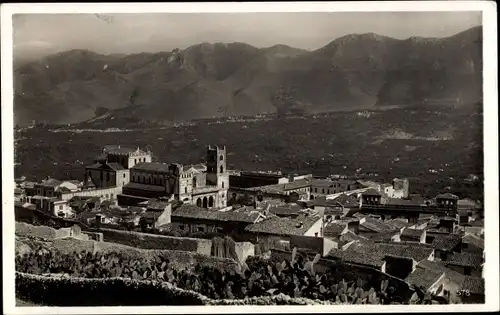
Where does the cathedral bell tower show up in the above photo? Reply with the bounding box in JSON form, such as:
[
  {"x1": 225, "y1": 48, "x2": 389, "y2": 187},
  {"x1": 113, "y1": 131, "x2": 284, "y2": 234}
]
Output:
[{"x1": 206, "y1": 145, "x2": 226, "y2": 187}]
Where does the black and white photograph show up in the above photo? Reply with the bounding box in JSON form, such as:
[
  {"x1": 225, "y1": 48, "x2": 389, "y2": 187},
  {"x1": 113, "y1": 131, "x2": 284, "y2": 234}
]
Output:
[{"x1": 1, "y1": 1, "x2": 498, "y2": 313}]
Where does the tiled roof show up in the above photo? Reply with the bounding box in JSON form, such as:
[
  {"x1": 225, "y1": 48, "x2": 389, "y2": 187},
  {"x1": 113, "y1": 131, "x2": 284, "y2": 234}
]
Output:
[
  {"x1": 56, "y1": 186, "x2": 72, "y2": 193},
  {"x1": 360, "y1": 217, "x2": 399, "y2": 233},
  {"x1": 309, "y1": 198, "x2": 340, "y2": 207},
  {"x1": 460, "y1": 276, "x2": 485, "y2": 295},
  {"x1": 39, "y1": 178, "x2": 62, "y2": 187},
  {"x1": 431, "y1": 234, "x2": 462, "y2": 251},
  {"x1": 405, "y1": 266, "x2": 444, "y2": 291},
  {"x1": 278, "y1": 178, "x2": 312, "y2": 191},
  {"x1": 324, "y1": 223, "x2": 346, "y2": 237},
  {"x1": 357, "y1": 180, "x2": 381, "y2": 189},
  {"x1": 415, "y1": 260, "x2": 465, "y2": 289},
  {"x1": 462, "y1": 233, "x2": 484, "y2": 249},
  {"x1": 77, "y1": 211, "x2": 100, "y2": 221},
  {"x1": 340, "y1": 231, "x2": 368, "y2": 243},
  {"x1": 173, "y1": 204, "x2": 261, "y2": 223},
  {"x1": 103, "y1": 145, "x2": 141, "y2": 155},
  {"x1": 184, "y1": 164, "x2": 207, "y2": 173},
  {"x1": 245, "y1": 214, "x2": 320, "y2": 236},
  {"x1": 141, "y1": 211, "x2": 162, "y2": 221},
  {"x1": 436, "y1": 193, "x2": 459, "y2": 200},
  {"x1": 444, "y1": 252, "x2": 483, "y2": 268},
  {"x1": 269, "y1": 204, "x2": 301, "y2": 216},
  {"x1": 123, "y1": 182, "x2": 167, "y2": 192},
  {"x1": 147, "y1": 199, "x2": 170, "y2": 211},
  {"x1": 327, "y1": 246, "x2": 385, "y2": 268},
  {"x1": 401, "y1": 228, "x2": 424, "y2": 239},
  {"x1": 333, "y1": 194, "x2": 360, "y2": 207},
  {"x1": 327, "y1": 242, "x2": 433, "y2": 268},
  {"x1": 384, "y1": 198, "x2": 426, "y2": 206},
  {"x1": 132, "y1": 162, "x2": 170, "y2": 172},
  {"x1": 311, "y1": 179, "x2": 336, "y2": 188},
  {"x1": 457, "y1": 198, "x2": 479, "y2": 208},
  {"x1": 385, "y1": 219, "x2": 412, "y2": 229},
  {"x1": 127, "y1": 206, "x2": 147, "y2": 214},
  {"x1": 375, "y1": 242, "x2": 434, "y2": 262}
]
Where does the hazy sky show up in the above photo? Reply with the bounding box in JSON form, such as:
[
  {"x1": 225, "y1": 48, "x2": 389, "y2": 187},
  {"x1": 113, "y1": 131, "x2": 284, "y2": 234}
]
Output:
[{"x1": 13, "y1": 12, "x2": 482, "y2": 58}]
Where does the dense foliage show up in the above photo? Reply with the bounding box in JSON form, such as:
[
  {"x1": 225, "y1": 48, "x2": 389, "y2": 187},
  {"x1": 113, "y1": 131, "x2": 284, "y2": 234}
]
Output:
[
  {"x1": 16, "y1": 247, "x2": 418, "y2": 304},
  {"x1": 16, "y1": 272, "x2": 334, "y2": 306},
  {"x1": 15, "y1": 106, "x2": 483, "y2": 201}
]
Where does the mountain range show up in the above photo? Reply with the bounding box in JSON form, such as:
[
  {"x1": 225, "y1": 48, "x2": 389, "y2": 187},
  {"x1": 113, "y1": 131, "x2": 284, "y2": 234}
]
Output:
[{"x1": 13, "y1": 26, "x2": 482, "y2": 126}]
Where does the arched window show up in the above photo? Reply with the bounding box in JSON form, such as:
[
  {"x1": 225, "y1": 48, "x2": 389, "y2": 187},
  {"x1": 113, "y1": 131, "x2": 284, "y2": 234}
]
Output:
[
  {"x1": 203, "y1": 197, "x2": 208, "y2": 208},
  {"x1": 222, "y1": 182, "x2": 224, "y2": 188},
  {"x1": 196, "y1": 198, "x2": 202, "y2": 207},
  {"x1": 185, "y1": 187, "x2": 188, "y2": 194},
  {"x1": 220, "y1": 165, "x2": 224, "y2": 173},
  {"x1": 220, "y1": 155, "x2": 224, "y2": 161},
  {"x1": 208, "y1": 196, "x2": 214, "y2": 208},
  {"x1": 193, "y1": 177, "x2": 197, "y2": 188}
]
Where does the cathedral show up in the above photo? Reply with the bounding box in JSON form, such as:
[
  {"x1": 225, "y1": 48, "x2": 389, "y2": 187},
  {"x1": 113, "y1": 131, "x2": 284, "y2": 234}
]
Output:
[{"x1": 85, "y1": 145, "x2": 229, "y2": 208}]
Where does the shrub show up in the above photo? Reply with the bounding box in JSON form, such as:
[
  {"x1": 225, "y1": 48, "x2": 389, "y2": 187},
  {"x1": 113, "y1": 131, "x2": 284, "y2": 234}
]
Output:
[
  {"x1": 15, "y1": 272, "x2": 207, "y2": 306},
  {"x1": 15, "y1": 245, "x2": 425, "y2": 305}
]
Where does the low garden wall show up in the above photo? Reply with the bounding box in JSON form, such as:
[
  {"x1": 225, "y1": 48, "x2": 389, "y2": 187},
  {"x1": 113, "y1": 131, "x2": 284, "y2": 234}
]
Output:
[
  {"x1": 15, "y1": 222, "x2": 89, "y2": 241},
  {"x1": 15, "y1": 206, "x2": 89, "y2": 230},
  {"x1": 15, "y1": 235, "x2": 238, "y2": 272},
  {"x1": 93, "y1": 228, "x2": 212, "y2": 255},
  {"x1": 15, "y1": 272, "x2": 332, "y2": 306}
]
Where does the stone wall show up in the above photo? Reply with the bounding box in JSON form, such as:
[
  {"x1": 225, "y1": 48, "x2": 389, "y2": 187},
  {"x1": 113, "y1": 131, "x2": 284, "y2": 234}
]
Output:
[
  {"x1": 95, "y1": 228, "x2": 212, "y2": 255},
  {"x1": 60, "y1": 186, "x2": 123, "y2": 201},
  {"x1": 16, "y1": 222, "x2": 90, "y2": 241},
  {"x1": 83, "y1": 231, "x2": 104, "y2": 242}
]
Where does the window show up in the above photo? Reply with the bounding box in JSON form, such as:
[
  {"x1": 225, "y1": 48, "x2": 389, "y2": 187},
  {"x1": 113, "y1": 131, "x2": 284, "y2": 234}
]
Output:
[
  {"x1": 59, "y1": 205, "x2": 63, "y2": 210},
  {"x1": 184, "y1": 187, "x2": 188, "y2": 194},
  {"x1": 179, "y1": 225, "x2": 185, "y2": 230},
  {"x1": 123, "y1": 173, "x2": 126, "y2": 178},
  {"x1": 220, "y1": 155, "x2": 224, "y2": 161},
  {"x1": 198, "y1": 226, "x2": 205, "y2": 232},
  {"x1": 315, "y1": 232, "x2": 318, "y2": 237},
  {"x1": 220, "y1": 165, "x2": 224, "y2": 173},
  {"x1": 314, "y1": 188, "x2": 317, "y2": 193},
  {"x1": 107, "y1": 172, "x2": 110, "y2": 182},
  {"x1": 322, "y1": 189, "x2": 325, "y2": 194},
  {"x1": 222, "y1": 182, "x2": 225, "y2": 188}
]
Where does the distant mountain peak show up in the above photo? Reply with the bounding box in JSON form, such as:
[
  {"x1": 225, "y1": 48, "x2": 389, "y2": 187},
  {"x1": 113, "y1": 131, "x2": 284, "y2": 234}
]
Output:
[{"x1": 14, "y1": 26, "x2": 482, "y2": 126}]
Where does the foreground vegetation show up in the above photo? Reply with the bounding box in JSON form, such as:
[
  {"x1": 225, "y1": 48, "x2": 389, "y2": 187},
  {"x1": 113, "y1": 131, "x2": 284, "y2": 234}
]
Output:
[{"x1": 15, "y1": 245, "x2": 432, "y2": 305}]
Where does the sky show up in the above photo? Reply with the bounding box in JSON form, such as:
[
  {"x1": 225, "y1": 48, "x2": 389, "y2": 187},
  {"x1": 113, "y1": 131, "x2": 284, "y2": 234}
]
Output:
[{"x1": 13, "y1": 11, "x2": 482, "y2": 59}]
